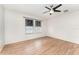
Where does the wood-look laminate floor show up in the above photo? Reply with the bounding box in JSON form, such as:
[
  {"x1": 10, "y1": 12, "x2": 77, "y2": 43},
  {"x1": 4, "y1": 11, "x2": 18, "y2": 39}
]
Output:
[{"x1": 0, "y1": 36, "x2": 79, "y2": 55}]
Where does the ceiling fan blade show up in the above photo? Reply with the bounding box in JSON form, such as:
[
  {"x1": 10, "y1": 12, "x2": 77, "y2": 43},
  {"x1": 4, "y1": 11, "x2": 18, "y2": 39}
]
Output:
[
  {"x1": 43, "y1": 11, "x2": 50, "y2": 14},
  {"x1": 45, "y1": 6, "x2": 51, "y2": 10},
  {"x1": 53, "y1": 4, "x2": 62, "y2": 10},
  {"x1": 54, "y1": 10, "x2": 61, "y2": 12}
]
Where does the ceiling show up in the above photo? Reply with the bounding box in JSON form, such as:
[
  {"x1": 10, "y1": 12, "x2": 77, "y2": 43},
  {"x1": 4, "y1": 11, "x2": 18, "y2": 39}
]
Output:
[{"x1": 4, "y1": 4, "x2": 79, "y2": 19}]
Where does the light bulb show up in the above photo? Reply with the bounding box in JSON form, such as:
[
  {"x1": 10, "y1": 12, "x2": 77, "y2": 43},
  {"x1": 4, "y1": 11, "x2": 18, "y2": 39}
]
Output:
[{"x1": 50, "y1": 10, "x2": 54, "y2": 13}]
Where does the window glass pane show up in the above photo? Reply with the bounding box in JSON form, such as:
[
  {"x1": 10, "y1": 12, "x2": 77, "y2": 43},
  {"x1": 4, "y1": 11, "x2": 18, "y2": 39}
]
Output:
[
  {"x1": 25, "y1": 19, "x2": 33, "y2": 26},
  {"x1": 35, "y1": 21, "x2": 41, "y2": 27}
]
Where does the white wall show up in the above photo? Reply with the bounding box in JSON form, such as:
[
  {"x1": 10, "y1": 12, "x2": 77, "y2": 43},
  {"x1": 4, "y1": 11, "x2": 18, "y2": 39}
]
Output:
[
  {"x1": 0, "y1": 5, "x2": 5, "y2": 51},
  {"x1": 47, "y1": 11, "x2": 79, "y2": 44},
  {"x1": 5, "y1": 9, "x2": 46, "y2": 44}
]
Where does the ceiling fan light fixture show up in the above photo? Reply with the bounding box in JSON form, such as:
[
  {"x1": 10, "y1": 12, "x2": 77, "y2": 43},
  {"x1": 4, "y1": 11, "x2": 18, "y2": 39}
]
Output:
[
  {"x1": 50, "y1": 10, "x2": 54, "y2": 13},
  {"x1": 44, "y1": 4, "x2": 62, "y2": 15}
]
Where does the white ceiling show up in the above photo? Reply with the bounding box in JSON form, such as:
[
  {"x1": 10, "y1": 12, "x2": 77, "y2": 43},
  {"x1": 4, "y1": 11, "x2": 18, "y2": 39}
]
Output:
[{"x1": 4, "y1": 4, "x2": 79, "y2": 19}]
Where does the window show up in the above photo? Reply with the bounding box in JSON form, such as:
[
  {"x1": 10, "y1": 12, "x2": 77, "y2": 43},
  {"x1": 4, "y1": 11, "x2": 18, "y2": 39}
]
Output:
[{"x1": 25, "y1": 17, "x2": 42, "y2": 34}]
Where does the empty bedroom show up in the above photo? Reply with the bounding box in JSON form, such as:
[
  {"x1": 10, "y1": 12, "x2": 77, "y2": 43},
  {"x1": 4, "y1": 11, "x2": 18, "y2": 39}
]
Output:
[{"x1": 0, "y1": 4, "x2": 79, "y2": 55}]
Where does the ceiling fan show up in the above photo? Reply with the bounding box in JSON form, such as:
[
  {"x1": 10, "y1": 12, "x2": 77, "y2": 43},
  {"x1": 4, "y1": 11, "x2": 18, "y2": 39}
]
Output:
[{"x1": 43, "y1": 4, "x2": 62, "y2": 15}]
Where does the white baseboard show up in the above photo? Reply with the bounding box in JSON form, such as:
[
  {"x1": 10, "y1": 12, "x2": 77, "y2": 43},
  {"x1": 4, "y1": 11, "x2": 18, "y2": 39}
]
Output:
[{"x1": 47, "y1": 35, "x2": 79, "y2": 44}]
